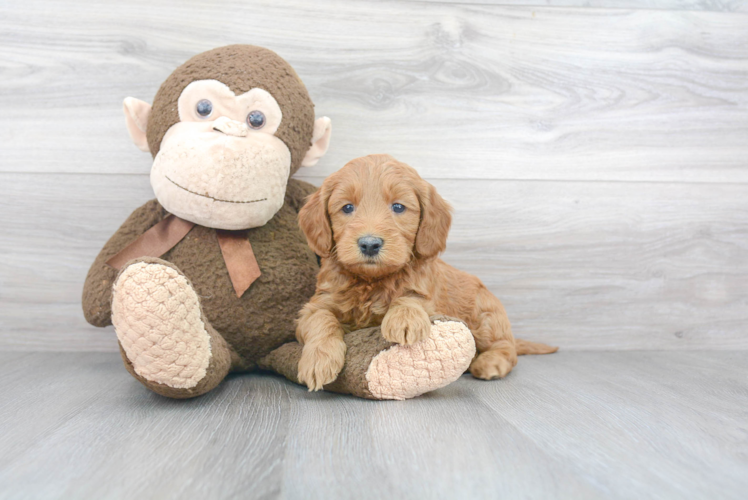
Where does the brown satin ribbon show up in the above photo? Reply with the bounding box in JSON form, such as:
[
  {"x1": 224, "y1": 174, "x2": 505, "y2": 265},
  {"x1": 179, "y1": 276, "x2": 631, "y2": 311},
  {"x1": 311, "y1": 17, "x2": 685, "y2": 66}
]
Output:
[
  {"x1": 216, "y1": 230, "x2": 262, "y2": 298},
  {"x1": 106, "y1": 215, "x2": 261, "y2": 298},
  {"x1": 106, "y1": 214, "x2": 195, "y2": 270}
]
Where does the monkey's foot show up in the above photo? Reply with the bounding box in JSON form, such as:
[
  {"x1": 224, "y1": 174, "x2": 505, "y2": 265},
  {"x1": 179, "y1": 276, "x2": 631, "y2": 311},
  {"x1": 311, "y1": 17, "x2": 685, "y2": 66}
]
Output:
[
  {"x1": 261, "y1": 316, "x2": 476, "y2": 401},
  {"x1": 364, "y1": 317, "x2": 476, "y2": 400},
  {"x1": 112, "y1": 258, "x2": 230, "y2": 397}
]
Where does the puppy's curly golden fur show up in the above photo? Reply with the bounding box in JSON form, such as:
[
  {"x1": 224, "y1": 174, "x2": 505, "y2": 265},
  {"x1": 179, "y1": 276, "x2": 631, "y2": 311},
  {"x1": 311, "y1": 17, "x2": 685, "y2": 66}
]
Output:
[{"x1": 296, "y1": 154, "x2": 557, "y2": 391}]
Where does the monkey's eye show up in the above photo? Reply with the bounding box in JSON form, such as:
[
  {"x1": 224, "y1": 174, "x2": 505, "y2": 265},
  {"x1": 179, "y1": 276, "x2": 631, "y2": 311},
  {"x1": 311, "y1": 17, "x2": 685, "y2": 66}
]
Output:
[
  {"x1": 196, "y1": 99, "x2": 213, "y2": 118},
  {"x1": 341, "y1": 204, "x2": 355, "y2": 214},
  {"x1": 392, "y1": 203, "x2": 406, "y2": 213},
  {"x1": 247, "y1": 110, "x2": 266, "y2": 129}
]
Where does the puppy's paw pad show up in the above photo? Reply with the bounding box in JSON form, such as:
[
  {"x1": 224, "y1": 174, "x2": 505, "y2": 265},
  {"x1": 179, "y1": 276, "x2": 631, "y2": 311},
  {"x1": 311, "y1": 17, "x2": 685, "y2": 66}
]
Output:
[{"x1": 366, "y1": 320, "x2": 476, "y2": 400}]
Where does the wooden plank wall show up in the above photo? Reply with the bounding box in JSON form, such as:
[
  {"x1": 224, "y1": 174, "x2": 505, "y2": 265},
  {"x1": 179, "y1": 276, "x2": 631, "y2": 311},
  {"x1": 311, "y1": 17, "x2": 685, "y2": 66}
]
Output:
[{"x1": 1, "y1": 0, "x2": 747, "y2": 351}]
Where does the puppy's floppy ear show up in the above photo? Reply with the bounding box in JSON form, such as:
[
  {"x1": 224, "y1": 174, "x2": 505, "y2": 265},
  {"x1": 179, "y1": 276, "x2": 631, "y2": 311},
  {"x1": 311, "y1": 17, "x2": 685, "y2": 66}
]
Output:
[
  {"x1": 299, "y1": 183, "x2": 333, "y2": 258},
  {"x1": 414, "y1": 180, "x2": 452, "y2": 259}
]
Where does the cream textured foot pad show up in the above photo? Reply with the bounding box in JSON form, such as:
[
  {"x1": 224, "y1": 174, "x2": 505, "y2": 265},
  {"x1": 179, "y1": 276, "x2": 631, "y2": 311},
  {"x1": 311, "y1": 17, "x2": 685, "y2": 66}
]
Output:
[
  {"x1": 112, "y1": 262, "x2": 212, "y2": 389},
  {"x1": 365, "y1": 320, "x2": 476, "y2": 400}
]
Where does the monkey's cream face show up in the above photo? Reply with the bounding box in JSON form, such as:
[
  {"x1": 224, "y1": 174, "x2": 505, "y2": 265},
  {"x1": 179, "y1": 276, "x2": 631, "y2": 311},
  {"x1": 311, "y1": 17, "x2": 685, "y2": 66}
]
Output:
[{"x1": 150, "y1": 80, "x2": 291, "y2": 230}]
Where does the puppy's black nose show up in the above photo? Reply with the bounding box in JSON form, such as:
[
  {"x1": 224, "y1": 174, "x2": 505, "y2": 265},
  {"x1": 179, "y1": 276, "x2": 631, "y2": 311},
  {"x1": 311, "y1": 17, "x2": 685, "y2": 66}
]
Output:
[{"x1": 358, "y1": 236, "x2": 383, "y2": 257}]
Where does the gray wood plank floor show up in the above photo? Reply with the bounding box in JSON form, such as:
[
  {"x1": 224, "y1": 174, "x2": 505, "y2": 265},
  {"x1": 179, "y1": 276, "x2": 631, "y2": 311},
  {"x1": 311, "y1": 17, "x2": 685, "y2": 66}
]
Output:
[{"x1": 1, "y1": 351, "x2": 746, "y2": 500}]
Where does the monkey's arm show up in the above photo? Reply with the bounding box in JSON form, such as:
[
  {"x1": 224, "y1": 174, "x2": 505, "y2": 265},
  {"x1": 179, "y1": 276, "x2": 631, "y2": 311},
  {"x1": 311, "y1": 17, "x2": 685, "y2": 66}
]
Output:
[
  {"x1": 82, "y1": 199, "x2": 168, "y2": 327},
  {"x1": 285, "y1": 178, "x2": 318, "y2": 213}
]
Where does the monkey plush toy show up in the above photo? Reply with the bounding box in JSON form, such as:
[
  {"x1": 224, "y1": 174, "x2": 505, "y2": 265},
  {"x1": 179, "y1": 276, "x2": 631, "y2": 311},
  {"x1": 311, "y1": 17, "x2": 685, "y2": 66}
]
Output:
[{"x1": 83, "y1": 45, "x2": 476, "y2": 400}]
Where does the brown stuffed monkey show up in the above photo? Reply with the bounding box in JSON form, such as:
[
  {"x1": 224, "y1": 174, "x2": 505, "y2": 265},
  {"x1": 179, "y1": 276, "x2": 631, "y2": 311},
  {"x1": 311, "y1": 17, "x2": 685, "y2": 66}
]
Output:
[{"x1": 82, "y1": 45, "x2": 475, "y2": 400}]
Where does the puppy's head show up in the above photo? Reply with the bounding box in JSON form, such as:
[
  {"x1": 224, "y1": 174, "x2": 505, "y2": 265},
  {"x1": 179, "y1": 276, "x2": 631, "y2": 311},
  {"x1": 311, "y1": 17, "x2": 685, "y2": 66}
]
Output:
[{"x1": 299, "y1": 154, "x2": 452, "y2": 278}]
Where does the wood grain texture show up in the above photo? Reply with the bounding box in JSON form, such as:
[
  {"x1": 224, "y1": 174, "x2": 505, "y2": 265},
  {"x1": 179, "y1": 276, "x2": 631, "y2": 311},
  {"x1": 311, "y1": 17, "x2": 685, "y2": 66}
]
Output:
[
  {"x1": 1, "y1": 351, "x2": 746, "y2": 499},
  {"x1": 415, "y1": 0, "x2": 748, "y2": 13},
  {"x1": 0, "y1": 0, "x2": 747, "y2": 182},
  {"x1": 2, "y1": 173, "x2": 746, "y2": 351},
  {"x1": 0, "y1": 0, "x2": 747, "y2": 352},
  {"x1": 0, "y1": 353, "x2": 290, "y2": 499}
]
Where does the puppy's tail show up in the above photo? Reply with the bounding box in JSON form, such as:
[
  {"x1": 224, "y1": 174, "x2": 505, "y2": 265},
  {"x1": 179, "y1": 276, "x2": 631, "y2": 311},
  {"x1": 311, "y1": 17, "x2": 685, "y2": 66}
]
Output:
[{"x1": 515, "y1": 338, "x2": 558, "y2": 355}]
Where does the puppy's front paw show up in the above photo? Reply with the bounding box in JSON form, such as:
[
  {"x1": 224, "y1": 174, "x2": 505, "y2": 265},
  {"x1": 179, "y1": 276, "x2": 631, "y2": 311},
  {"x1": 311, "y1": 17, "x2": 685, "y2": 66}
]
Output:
[
  {"x1": 381, "y1": 305, "x2": 431, "y2": 345},
  {"x1": 297, "y1": 338, "x2": 347, "y2": 391}
]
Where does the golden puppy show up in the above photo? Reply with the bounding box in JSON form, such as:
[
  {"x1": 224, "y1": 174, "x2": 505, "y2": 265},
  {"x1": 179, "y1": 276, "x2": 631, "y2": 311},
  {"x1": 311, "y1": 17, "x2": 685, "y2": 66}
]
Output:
[{"x1": 296, "y1": 154, "x2": 557, "y2": 390}]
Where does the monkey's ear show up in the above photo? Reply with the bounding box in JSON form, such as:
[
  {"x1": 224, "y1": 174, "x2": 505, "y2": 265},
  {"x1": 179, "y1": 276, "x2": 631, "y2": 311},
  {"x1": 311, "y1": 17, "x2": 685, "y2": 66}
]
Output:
[
  {"x1": 123, "y1": 97, "x2": 152, "y2": 153},
  {"x1": 298, "y1": 185, "x2": 333, "y2": 258},
  {"x1": 301, "y1": 117, "x2": 332, "y2": 168}
]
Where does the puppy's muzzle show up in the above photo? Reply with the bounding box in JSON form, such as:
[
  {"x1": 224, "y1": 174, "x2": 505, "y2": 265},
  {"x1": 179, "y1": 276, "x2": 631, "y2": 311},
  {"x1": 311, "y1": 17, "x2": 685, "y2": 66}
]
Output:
[{"x1": 358, "y1": 236, "x2": 383, "y2": 257}]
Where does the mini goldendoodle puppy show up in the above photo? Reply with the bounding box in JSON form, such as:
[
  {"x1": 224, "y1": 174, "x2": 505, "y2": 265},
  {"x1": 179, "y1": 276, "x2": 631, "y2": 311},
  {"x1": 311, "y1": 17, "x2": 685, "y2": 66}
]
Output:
[{"x1": 296, "y1": 154, "x2": 557, "y2": 390}]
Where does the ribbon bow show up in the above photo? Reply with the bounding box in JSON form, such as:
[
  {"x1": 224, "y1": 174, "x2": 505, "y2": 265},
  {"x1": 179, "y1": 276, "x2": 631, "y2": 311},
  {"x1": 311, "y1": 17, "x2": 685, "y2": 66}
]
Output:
[{"x1": 106, "y1": 214, "x2": 261, "y2": 298}]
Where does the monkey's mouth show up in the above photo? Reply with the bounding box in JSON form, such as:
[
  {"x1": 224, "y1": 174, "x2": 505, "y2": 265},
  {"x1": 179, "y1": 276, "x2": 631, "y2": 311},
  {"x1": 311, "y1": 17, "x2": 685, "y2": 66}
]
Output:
[{"x1": 165, "y1": 175, "x2": 267, "y2": 204}]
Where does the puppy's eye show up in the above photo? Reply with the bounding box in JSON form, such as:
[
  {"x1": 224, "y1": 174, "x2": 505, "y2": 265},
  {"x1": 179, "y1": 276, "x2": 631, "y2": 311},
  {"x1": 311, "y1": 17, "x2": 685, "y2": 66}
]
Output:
[
  {"x1": 196, "y1": 99, "x2": 213, "y2": 118},
  {"x1": 341, "y1": 204, "x2": 355, "y2": 214},
  {"x1": 392, "y1": 203, "x2": 406, "y2": 213}
]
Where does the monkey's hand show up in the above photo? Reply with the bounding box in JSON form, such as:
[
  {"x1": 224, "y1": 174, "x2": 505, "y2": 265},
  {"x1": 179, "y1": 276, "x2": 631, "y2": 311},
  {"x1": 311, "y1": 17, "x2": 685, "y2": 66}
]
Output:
[
  {"x1": 381, "y1": 297, "x2": 432, "y2": 345},
  {"x1": 297, "y1": 337, "x2": 347, "y2": 391}
]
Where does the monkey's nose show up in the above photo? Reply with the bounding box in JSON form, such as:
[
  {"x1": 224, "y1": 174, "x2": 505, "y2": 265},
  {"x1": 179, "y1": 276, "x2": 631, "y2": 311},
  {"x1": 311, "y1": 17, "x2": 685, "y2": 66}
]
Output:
[
  {"x1": 212, "y1": 116, "x2": 248, "y2": 137},
  {"x1": 358, "y1": 236, "x2": 383, "y2": 257}
]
